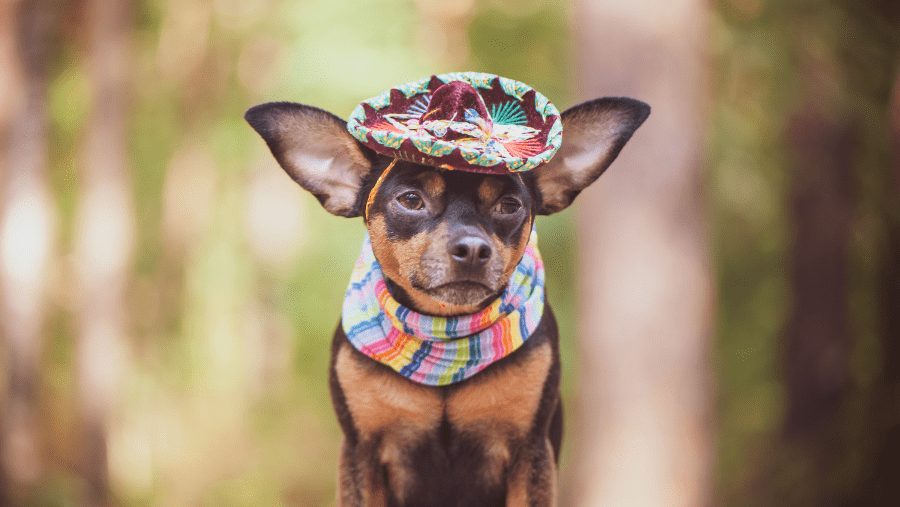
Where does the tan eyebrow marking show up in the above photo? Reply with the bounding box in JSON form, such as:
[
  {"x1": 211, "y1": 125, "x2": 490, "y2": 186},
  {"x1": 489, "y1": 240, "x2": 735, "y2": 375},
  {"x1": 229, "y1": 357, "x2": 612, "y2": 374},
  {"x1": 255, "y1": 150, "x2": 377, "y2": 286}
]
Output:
[
  {"x1": 477, "y1": 177, "x2": 504, "y2": 206},
  {"x1": 414, "y1": 171, "x2": 445, "y2": 200}
]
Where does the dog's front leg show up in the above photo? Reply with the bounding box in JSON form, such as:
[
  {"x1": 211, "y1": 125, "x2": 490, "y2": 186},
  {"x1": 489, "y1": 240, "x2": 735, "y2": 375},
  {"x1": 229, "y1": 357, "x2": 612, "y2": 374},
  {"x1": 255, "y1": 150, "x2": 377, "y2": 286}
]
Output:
[
  {"x1": 506, "y1": 437, "x2": 558, "y2": 507},
  {"x1": 337, "y1": 439, "x2": 388, "y2": 507}
]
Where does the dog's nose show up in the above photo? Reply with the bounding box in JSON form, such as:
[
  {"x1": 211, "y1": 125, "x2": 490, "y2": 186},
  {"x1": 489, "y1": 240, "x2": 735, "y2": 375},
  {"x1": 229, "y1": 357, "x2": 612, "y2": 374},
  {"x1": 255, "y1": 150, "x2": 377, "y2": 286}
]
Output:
[{"x1": 449, "y1": 236, "x2": 492, "y2": 266}]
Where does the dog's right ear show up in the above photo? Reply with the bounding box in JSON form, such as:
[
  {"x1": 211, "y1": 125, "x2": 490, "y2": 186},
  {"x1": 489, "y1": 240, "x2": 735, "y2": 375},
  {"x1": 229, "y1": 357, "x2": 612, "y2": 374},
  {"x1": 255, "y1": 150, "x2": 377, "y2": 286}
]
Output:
[
  {"x1": 245, "y1": 102, "x2": 377, "y2": 218},
  {"x1": 532, "y1": 98, "x2": 650, "y2": 215}
]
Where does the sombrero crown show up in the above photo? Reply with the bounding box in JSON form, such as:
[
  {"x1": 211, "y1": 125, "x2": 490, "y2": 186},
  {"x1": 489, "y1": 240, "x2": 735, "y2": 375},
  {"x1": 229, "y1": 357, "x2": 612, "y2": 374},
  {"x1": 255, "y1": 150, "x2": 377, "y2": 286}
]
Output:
[{"x1": 346, "y1": 72, "x2": 562, "y2": 174}]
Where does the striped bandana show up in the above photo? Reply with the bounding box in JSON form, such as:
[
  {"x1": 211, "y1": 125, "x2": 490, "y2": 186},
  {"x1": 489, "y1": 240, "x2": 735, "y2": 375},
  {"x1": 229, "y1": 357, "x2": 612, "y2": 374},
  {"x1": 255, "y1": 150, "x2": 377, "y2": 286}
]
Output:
[{"x1": 342, "y1": 229, "x2": 545, "y2": 386}]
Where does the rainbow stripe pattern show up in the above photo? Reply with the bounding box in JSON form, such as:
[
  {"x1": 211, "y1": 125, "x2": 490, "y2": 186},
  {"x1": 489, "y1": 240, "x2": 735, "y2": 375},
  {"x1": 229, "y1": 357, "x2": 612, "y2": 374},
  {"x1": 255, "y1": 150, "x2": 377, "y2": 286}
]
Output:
[{"x1": 342, "y1": 229, "x2": 545, "y2": 386}]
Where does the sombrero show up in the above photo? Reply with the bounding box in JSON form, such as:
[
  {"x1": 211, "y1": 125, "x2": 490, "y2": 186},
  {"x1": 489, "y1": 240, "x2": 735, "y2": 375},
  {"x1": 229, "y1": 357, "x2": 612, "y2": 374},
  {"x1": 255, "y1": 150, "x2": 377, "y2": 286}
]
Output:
[{"x1": 346, "y1": 72, "x2": 562, "y2": 174}]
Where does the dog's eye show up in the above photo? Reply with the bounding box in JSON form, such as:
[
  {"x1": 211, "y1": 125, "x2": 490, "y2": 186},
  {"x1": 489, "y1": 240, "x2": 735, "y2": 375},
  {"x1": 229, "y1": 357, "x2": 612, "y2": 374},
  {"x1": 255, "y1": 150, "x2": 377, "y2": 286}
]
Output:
[
  {"x1": 497, "y1": 197, "x2": 521, "y2": 214},
  {"x1": 397, "y1": 192, "x2": 424, "y2": 210}
]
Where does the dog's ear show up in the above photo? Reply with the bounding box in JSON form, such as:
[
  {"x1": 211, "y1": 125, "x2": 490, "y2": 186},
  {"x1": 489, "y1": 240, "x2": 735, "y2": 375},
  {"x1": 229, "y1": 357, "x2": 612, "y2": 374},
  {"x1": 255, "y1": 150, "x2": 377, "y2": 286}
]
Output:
[
  {"x1": 245, "y1": 102, "x2": 377, "y2": 217},
  {"x1": 533, "y1": 97, "x2": 650, "y2": 215}
]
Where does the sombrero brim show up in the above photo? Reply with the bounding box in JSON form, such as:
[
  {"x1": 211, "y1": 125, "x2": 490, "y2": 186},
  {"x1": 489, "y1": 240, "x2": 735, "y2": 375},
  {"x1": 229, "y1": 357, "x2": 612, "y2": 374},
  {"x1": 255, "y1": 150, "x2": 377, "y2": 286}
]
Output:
[{"x1": 346, "y1": 72, "x2": 562, "y2": 174}]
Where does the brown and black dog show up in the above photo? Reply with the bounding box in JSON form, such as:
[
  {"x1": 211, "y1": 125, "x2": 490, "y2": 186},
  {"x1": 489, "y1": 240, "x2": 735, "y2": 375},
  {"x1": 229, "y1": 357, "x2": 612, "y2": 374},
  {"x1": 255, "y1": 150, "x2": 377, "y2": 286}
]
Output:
[{"x1": 245, "y1": 95, "x2": 648, "y2": 506}]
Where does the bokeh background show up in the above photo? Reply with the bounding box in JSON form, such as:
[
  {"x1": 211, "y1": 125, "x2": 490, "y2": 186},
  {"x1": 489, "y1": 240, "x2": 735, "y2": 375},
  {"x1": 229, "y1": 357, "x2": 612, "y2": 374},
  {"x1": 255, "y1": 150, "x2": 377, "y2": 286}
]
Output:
[{"x1": 1, "y1": 0, "x2": 898, "y2": 505}]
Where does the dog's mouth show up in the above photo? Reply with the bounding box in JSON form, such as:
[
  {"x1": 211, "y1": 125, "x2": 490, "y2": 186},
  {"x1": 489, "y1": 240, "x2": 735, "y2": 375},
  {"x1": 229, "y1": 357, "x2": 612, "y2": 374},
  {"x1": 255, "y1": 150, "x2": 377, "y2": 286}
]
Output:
[{"x1": 415, "y1": 280, "x2": 498, "y2": 307}]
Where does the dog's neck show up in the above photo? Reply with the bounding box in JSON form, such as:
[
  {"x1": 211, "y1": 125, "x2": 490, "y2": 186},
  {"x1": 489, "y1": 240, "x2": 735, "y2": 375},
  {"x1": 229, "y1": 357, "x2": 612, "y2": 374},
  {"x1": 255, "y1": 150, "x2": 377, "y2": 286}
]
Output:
[
  {"x1": 382, "y1": 276, "x2": 501, "y2": 318},
  {"x1": 341, "y1": 230, "x2": 546, "y2": 386}
]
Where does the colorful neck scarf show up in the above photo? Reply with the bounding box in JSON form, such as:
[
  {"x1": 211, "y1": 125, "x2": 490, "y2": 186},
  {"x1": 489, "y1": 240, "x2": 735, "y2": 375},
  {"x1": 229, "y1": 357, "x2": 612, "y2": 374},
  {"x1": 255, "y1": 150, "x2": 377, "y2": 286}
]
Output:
[{"x1": 342, "y1": 229, "x2": 545, "y2": 386}]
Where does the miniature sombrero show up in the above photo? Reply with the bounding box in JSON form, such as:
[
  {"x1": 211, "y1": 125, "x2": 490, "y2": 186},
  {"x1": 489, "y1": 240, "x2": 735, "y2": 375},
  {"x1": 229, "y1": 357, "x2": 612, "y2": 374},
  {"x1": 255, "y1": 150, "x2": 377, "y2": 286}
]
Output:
[{"x1": 346, "y1": 72, "x2": 562, "y2": 174}]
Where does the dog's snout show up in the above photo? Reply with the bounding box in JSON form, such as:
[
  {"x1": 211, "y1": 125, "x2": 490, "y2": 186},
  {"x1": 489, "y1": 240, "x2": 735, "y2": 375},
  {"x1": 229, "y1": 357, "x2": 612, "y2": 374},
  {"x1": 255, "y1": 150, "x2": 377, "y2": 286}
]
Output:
[{"x1": 449, "y1": 236, "x2": 492, "y2": 266}]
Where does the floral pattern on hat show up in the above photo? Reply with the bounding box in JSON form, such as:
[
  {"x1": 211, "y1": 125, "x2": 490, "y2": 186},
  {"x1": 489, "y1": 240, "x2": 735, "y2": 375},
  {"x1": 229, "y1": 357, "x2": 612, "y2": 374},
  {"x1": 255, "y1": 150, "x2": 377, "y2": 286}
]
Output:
[{"x1": 346, "y1": 72, "x2": 562, "y2": 174}]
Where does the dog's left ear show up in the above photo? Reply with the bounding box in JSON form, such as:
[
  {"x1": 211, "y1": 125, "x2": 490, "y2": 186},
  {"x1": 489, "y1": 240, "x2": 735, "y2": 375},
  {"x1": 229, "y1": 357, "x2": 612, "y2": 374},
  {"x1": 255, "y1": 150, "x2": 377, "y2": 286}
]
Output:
[{"x1": 533, "y1": 97, "x2": 650, "y2": 215}]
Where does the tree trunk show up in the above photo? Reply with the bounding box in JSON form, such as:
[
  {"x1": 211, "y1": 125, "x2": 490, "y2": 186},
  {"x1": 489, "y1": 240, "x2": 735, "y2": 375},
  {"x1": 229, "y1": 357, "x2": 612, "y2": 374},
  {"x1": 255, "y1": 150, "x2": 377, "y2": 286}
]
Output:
[
  {"x1": 74, "y1": 0, "x2": 135, "y2": 505},
  {"x1": 781, "y1": 98, "x2": 855, "y2": 507},
  {"x1": 860, "y1": 65, "x2": 900, "y2": 507},
  {"x1": 0, "y1": 0, "x2": 57, "y2": 502},
  {"x1": 778, "y1": 2, "x2": 900, "y2": 505},
  {"x1": 566, "y1": 1, "x2": 713, "y2": 506}
]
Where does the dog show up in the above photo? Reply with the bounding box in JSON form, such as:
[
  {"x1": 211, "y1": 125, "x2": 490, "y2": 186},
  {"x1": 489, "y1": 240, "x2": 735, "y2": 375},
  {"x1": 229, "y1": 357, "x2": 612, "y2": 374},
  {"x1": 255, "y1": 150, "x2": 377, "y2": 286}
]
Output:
[{"x1": 246, "y1": 73, "x2": 648, "y2": 506}]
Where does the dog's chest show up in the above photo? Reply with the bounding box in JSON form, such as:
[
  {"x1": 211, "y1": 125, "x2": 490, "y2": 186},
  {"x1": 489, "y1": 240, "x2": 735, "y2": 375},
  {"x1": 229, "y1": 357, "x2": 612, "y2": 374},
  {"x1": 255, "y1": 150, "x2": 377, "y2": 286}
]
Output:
[{"x1": 334, "y1": 340, "x2": 551, "y2": 495}]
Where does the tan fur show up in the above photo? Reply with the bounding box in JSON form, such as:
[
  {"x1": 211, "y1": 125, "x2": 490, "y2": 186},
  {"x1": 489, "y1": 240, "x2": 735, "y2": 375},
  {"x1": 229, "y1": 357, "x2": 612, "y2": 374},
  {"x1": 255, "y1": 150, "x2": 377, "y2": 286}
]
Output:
[
  {"x1": 344, "y1": 166, "x2": 556, "y2": 503},
  {"x1": 367, "y1": 170, "x2": 536, "y2": 317},
  {"x1": 447, "y1": 342, "x2": 551, "y2": 432},
  {"x1": 335, "y1": 343, "x2": 442, "y2": 436},
  {"x1": 506, "y1": 438, "x2": 558, "y2": 507},
  {"x1": 369, "y1": 217, "x2": 444, "y2": 314},
  {"x1": 415, "y1": 170, "x2": 445, "y2": 202},
  {"x1": 369, "y1": 216, "x2": 489, "y2": 316},
  {"x1": 393, "y1": 231, "x2": 430, "y2": 295},
  {"x1": 477, "y1": 176, "x2": 504, "y2": 206},
  {"x1": 336, "y1": 439, "x2": 353, "y2": 507},
  {"x1": 361, "y1": 474, "x2": 387, "y2": 507},
  {"x1": 361, "y1": 455, "x2": 388, "y2": 507},
  {"x1": 380, "y1": 433, "x2": 419, "y2": 504},
  {"x1": 368, "y1": 215, "x2": 423, "y2": 286},
  {"x1": 337, "y1": 437, "x2": 389, "y2": 507},
  {"x1": 337, "y1": 339, "x2": 555, "y2": 504},
  {"x1": 336, "y1": 343, "x2": 450, "y2": 504},
  {"x1": 410, "y1": 293, "x2": 487, "y2": 316},
  {"x1": 249, "y1": 90, "x2": 651, "y2": 507},
  {"x1": 494, "y1": 219, "x2": 533, "y2": 284},
  {"x1": 367, "y1": 217, "x2": 401, "y2": 278},
  {"x1": 544, "y1": 438, "x2": 559, "y2": 506},
  {"x1": 481, "y1": 438, "x2": 512, "y2": 487},
  {"x1": 506, "y1": 467, "x2": 529, "y2": 507}
]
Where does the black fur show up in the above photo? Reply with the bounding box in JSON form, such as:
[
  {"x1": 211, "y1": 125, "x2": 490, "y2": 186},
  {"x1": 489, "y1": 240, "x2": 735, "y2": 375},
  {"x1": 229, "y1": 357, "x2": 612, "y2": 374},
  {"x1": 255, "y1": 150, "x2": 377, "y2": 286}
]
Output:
[
  {"x1": 245, "y1": 93, "x2": 650, "y2": 506},
  {"x1": 329, "y1": 305, "x2": 561, "y2": 507}
]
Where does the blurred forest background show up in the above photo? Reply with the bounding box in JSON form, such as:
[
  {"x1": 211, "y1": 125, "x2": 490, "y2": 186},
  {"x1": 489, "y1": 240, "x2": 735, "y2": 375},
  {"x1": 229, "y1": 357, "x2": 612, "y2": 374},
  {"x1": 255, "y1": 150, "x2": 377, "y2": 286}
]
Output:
[{"x1": 0, "y1": 0, "x2": 899, "y2": 506}]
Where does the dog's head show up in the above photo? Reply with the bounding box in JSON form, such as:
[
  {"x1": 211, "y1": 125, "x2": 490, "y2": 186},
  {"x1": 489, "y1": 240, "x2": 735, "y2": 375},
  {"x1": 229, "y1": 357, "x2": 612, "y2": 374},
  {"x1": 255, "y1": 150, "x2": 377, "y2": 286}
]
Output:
[{"x1": 245, "y1": 97, "x2": 648, "y2": 316}]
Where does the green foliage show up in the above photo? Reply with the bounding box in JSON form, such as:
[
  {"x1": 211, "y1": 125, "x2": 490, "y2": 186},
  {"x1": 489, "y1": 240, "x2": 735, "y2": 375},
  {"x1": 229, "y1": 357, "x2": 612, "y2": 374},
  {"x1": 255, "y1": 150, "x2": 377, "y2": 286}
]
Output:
[
  {"x1": 711, "y1": 0, "x2": 900, "y2": 504},
  {"x1": 467, "y1": 1, "x2": 571, "y2": 109},
  {"x1": 33, "y1": 0, "x2": 575, "y2": 505},
  {"x1": 28, "y1": 0, "x2": 900, "y2": 504}
]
